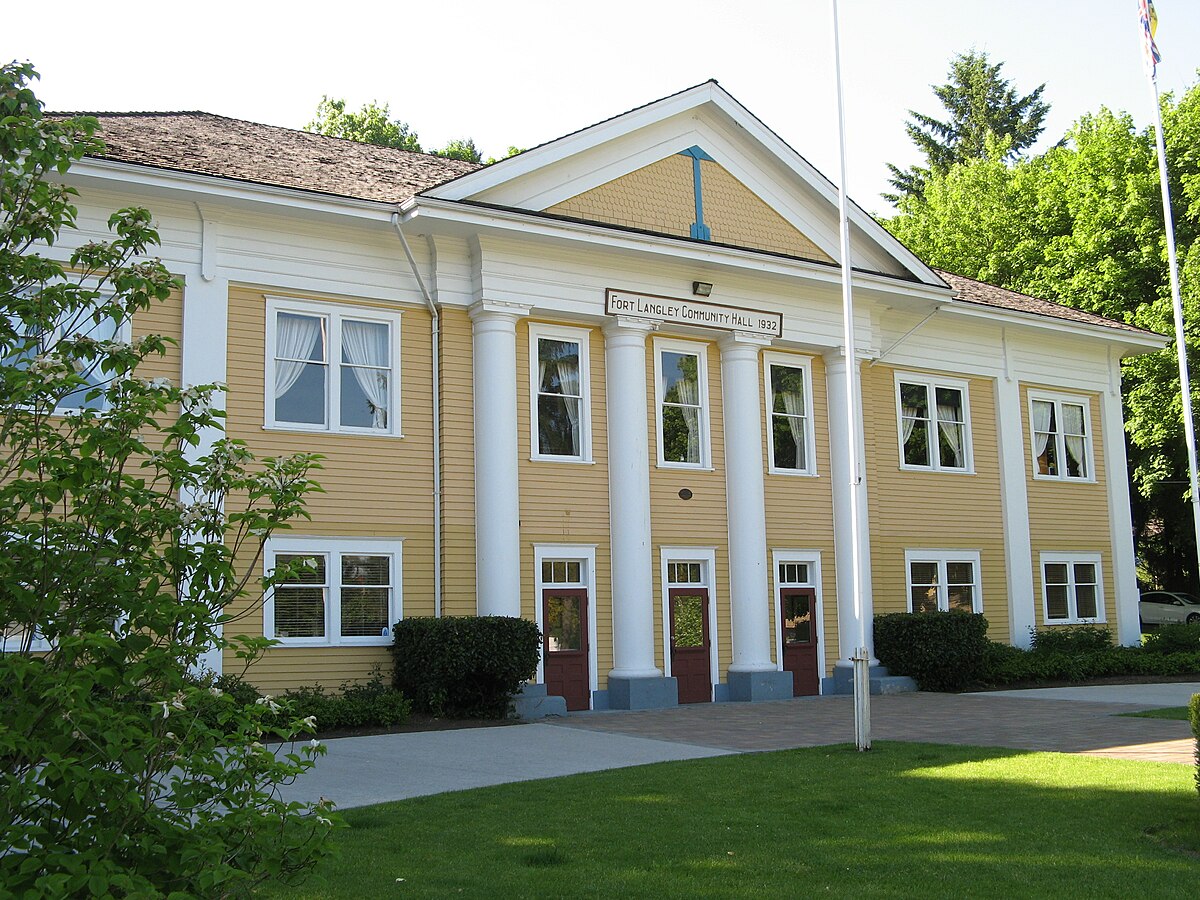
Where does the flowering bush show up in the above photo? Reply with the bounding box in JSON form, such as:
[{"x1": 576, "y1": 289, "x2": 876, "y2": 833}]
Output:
[{"x1": 0, "y1": 62, "x2": 333, "y2": 896}]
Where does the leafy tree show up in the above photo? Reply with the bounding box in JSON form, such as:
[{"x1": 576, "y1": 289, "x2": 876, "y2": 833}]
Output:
[
  {"x1": 485, "y1": 146, "x2": 526, "y2": 165},
  {"x1": 0, "y1": 62, "x2": 335, "y2": 895},
  {"x1": 305, "y1": 95, "x2": 421, "y2": 152},
  {"x1": 885, "y1": 51, "x2": 1050, "y2": 203},
  {"x1": 885, "y1": 82, "x2": 1200, "y2": 592},
  {"x1": 432, "y1": 137, "x2": 483, "y2": 163}
]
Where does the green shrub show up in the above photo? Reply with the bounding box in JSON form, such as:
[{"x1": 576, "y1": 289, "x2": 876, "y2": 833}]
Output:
[
  {"x1": 391, "y1": 616, "x2": 540, "y2": 717},
  {"x1": 873, "y1": 612, "x2": 990, "y2": 691},
  {"x1": 978, "y1": 643, "x2": 1200, "y2": 686},
  {"x1": 1029, "y1": 625, "x2": 1113, "y2": 654},
  {"x1": 1191, "y1": 694, "x2": 1200, "y2": 797},
  {"x1": 1143, "y1": 623, "x2": 1200, "y2": 654}
]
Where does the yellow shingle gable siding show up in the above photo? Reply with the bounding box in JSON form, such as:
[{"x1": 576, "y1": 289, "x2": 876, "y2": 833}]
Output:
[
  {"x1": 547, "y1": 155, "x2": 697, "y2": 239},
  {"x1": 545, "y1": 155, "x2": 832, "y2": 262},
  {"x1": 697, "y1": 160, "x2": 833, "y2": 262}
]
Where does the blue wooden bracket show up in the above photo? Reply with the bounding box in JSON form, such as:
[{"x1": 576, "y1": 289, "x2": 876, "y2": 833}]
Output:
[{"x1": 677, "y1": 146, "x2": 714, "y2": 241}]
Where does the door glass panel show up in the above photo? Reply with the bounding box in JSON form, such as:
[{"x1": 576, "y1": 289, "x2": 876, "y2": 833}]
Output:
[
  {"x1": 782, "y1": 594, "x2": 812, "y2": 644},
  {"x1": 672, "y1": 594, "x2": 705, "y2": 648},
  {"x1": 545, "y1": 594, "x2": 583, "y2": 651}
]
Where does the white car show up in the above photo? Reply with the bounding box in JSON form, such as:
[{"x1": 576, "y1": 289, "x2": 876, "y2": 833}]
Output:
[{"x1": 1139, "y1": 591, "x2": 1200, "y2": 626}]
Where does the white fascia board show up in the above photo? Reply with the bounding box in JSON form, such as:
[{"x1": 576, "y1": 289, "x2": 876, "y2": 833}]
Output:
[
  {"x1": 937, "y1": 301, "x2": 1166, "y2": 353},
  {"x1": 66, "y1": 158, "x2": 399, "y2": 223},
  {"x1": 403, "y1": 195, "x2": 886, "y2": 289}
]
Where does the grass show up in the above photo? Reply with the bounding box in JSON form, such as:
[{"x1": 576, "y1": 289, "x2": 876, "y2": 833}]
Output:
[
  {"x1": 262, "y1": 742, "x2": 1200, "y2": 899},
  {"x1": 1119, "y1": 707, "x2": 1193, "y2": 721}
]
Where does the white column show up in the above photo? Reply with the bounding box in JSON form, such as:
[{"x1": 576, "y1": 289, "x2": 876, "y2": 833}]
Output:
[
  {"x1": 604, "y1": 317, "x2": 662, "y2": 679},
  {"x1": 995, "y1": 368, "x2": 1037, "y2": 647},
  {"x1": 1102, "y1": 360, "x2": 1141, "y2": 645},
  {"x1": 470, "y1": 300, "x2": 530, "y2": 618},
  {"x1": 824, "y1": 350, "x2": 876, "y2": 665},
  {"x1": 719, "y1": 333, "x2": 776, "y2": 673}
]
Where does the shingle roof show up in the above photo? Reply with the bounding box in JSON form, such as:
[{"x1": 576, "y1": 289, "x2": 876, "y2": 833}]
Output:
[
  {"x1": 935, "y1": 269, "x2": 1159, "y2": 337},
  {"x1": 63, "y1": 111, "x2": 480, "y2": 204}
]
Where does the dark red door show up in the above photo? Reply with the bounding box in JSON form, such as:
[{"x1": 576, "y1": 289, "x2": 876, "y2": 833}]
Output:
[
  {"x1": 781, "y1": 587, "x2": 819, "y2": 696},
  {"x1": 543, "y1": 588, "x2": 589, "y2": 711},
  {"x1": 670, "y1": 587, "x2": 711, "y2": 704}
]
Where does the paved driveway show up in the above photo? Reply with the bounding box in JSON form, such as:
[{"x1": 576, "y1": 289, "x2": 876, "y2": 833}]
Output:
[{"x1": 281, "y1": 685, "x2": 1197, "y2": 809}]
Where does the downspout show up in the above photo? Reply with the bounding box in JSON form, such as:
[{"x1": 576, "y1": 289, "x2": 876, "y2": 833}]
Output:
[{"x1": 391, "y1": 212, "x2": 442, "y2": 617}]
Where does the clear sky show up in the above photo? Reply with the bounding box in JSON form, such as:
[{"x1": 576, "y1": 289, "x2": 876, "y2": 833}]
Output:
[{"x1": 5, "y1": 0, "x2": 1199, "y2": 216}]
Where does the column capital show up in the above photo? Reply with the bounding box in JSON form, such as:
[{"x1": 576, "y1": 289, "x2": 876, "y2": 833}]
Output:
[
  {"x1": 469, "y1": 299, "x2": 532, "y2": 323},
  {"x1": 603, "y1": 315, "x2": 659, "y2": 337},
  {"x1": 718, "y1": 331, "x2": 773, "y2": 353}
]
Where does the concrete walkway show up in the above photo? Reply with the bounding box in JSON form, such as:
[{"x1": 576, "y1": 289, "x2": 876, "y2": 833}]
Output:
[{"x1": 280, "y1": 684, "x2": 1198, "y2": 810}]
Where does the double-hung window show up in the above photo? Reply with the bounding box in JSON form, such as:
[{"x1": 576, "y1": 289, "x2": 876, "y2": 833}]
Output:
[
  {"x1": 266, "y1": 297, "x2": 401, "y2": 436},
  {"x1": 905, "y1": 550, "x2": 982, "y2": 613},
  {"x1": 896, "y1": 374, "x2": 971, "y2": 471},
  {"x1": 1041, "y1": 552, "x2": 1103, "y2": 623},
  {"x1": 1030, "y1": 393, "x2": 1092, "y2": 480},
  {"x1": 655, "y1": 339, "x2": 709, "y2": 467},
  {"x1": 764, "y1": 353, "x2": 815, "y2": 475},
  {"x1": 529, "y1": 324, "x2": 591, "y2": 462},
  {"x1": 265, "y1": 537, "x2": 402, "y2": 646}
]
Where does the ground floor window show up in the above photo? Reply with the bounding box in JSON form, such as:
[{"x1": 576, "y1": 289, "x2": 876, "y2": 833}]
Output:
[
  {"x1": 264, "y1": 537, "x2": 402, "y2": 646},
  {"x1": 1040, "y1": 552, "x2": 1103, "y2": 624},
  {"x1": 904, "y1": 550, "x2": 982, "y2": 613}
]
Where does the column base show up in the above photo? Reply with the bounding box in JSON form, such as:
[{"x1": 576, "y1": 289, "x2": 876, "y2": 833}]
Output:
[
  {"x1": 607, "y1": 674, "x2": 679, "y2": 710},
  {"x1": 727, "y1": 669, "x2": 795, "y2": 702},
  {"x1": 825, "y1": 662, "x2": 917, "y2": 696}
]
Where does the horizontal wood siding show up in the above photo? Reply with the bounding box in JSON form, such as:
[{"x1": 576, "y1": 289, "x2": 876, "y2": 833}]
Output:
[
  {"x1": 764, "y1": 353, "x2": 839, "y2": 675},
  {"x1": 440, "y1": 306, "x2": 477, "y2": 617},
  {"x1": 221, "y1": 285, "x2": 436, "y2": 692},
  {"x1": 517, "y1": 320, "x2": 613, "y2": 687},
  {"x1": 1022, "y1": 385, "x2": 1116, "y2": 627},
  {"x1": 863, "y1": 364, "x2": 1010, "y2": 640}
]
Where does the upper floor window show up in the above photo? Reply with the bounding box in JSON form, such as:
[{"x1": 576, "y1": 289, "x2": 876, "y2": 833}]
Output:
[
  {"x1": 765, "y1": 353, "x2": 815, "y2": 475},
  {"x1": 905, "y1": 549, "x2": 982, "y2": 613},
  {"x1": 264, "y1": 536, "x2": 403, "y2": 646},
  {"x1": 896, "y1": 374, "x2": 971, "y2": 472},
  {"x1": 1040, "y1": 552, "x2": 1103, "y2": 624},
  {"x1": 1030, "y1": 393, "x2": 1091, "y2": 480},
  {"x1": 529, "y1": 324, "x2": 591, "y2": 462},
  {"x1": 655, "y1": 339, "x2": 709, "y2": 468},
  {"x1": 266, "y1": 297, "x2": 401, "y2": 436}
]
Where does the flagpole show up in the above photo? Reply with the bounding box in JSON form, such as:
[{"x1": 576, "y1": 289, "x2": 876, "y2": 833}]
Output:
[
  {"x1": 830, "y1": 0, "x2": 870, "y2": 752},
  {"x1": 1141, "y1": 1, "x2": 1200, "y2": 579}
]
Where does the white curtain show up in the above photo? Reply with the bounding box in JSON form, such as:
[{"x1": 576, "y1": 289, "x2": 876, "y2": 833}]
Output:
[
  {"x1": 1063, "y1": 403, "x2": 1086, "y2": 475},
  {"x1": 1032, "y1": 400, "x2": 1053, "y2": 459},
  {"x1": 675, "y1": 367, "x2": 700, "y2": 463},
  {"x1": 274, "y1": 313, "x2": 323, "y2": 400},
  {"x1": 937, "y1": 402, "x2": 963, "y2": 467},
  {"x1": 556, "y1": 356, "x2": 581, "y2": 455},
  {"x1": 780, "y1": 383, "x2": 805, "y2": 465},
  {"x1": 342, "y1": 320, "x2": 389, "y2": 428},
  {"x1": 902, "y1": 407, "x2": 919, "y2": 443}
]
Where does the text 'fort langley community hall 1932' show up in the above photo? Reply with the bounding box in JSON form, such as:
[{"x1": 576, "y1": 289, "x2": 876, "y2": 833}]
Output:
[{"x1": 43, "y1": 80, "x2": 1165, "y2": 711}]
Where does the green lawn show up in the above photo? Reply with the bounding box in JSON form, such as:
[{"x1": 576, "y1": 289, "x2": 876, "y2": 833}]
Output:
[
  {"x1": 1119, "y1": 706, "x2": 1192, "y2": 721},
  {"x1": 263, "y1": 742, "x2": 1200, "y2": 899}
]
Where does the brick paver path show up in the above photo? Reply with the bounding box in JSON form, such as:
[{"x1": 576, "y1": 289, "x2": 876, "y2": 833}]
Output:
[{"x1": 549, "y1": 692, "x2": 1196, "y2": 763}]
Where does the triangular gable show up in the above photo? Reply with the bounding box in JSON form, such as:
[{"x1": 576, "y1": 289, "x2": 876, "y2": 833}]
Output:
[{"x1": 421, "y1": 81, "x2": 942, "y2": 286}]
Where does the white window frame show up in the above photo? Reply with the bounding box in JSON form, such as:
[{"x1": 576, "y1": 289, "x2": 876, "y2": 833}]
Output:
[
  {"x1": 264, "y1": 296, "x2": 402, "y2": 437},
  {"x1": 263, "y1": 536, "x2": 403, "y2": 647},
  {"x1": 533, "y1": 544, "x2": 598, "y2": 702},
  {"x1": 654, "y1": 337, "x2": 712, "y2": 469},
  {"x1": 904, "y1": 549, "x2": 983, "y2": 614},
  {"x1": 659, "y1": 547, "x2": 718, "y2": 688},
  {"x1": 894, "y1": 372, "x2": 973, "y2": 473},
  {"x1": 1039, "y1": 551, "x2": 1105, "y2": 625},
  {"x1": 1028, "y1": 391, "x2": 1094, "y2": 483},
  {"x1": 763, "y1": 352, "x2": 817, "y2": 476},
  {"x1": 528, "y1": 323, "x2": 593, "y2": 463},
  {"x1": 771, "y1": 550, "x2": 824, "y2": 688}
]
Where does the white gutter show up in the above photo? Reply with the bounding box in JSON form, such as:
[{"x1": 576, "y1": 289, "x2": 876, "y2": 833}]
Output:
[{"x1": 391, "y1": 213, "x2": 443, "y2": 617}]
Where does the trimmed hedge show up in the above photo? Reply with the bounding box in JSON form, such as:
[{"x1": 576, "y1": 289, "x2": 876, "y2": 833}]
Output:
[
  {"x1": 390, "y1": 616, "x2": 540, "y2": 718},
  {"x1": 194, "y1": 672, "x2": 411, "y2": 733},
  {"x1": 1143, "y1": 623, "x2": 1200, "y2": 654},
  {"x1": 874, "y1": 612, "x2": 990, "y2": 691},
  {"x1": 1191, "y1": 694, "x2": 1200, "y2": 797},
  {"x1": 1029, "y1": 625, "x2": 1112, "y2": 654},
  {"x1": 980, "y1": 644, "x2": 1200, "y2": 685}
]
